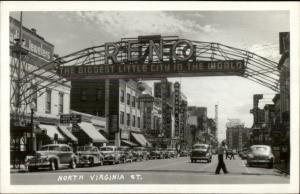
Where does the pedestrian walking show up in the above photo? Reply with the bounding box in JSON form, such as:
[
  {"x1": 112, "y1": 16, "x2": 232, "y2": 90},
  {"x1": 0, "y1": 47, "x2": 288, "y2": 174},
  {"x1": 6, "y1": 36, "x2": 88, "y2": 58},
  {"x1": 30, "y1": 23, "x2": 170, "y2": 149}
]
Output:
[
  {"x1": 230, "y1": 150, "x2": 235, "y2": 160},
  {"x1": 215, "y1": 141, "x2": 228, "y2": 174}
]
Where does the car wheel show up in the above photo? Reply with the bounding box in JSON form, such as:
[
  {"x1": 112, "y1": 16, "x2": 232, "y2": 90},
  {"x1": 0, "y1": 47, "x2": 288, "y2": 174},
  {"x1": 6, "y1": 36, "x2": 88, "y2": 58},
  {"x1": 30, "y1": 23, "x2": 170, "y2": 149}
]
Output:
[
  {"x1": 89, "y1": 158, "x2": 94, "y2": 167},
  {"x1": 112, "y1": 160, "x2": 116, "y2": 165},
  {"x1": 100, "y1": 160, "x2": 104, "y2": 166},
  {"x1": 268, "y1": 160, "x2": 274, "y2": 169},
  {"x1": 28, "y1": 166, "x2": 36, "y2": 172},
  {"x1": 70, "y1": 159, "x2": 76, "y2": 169},
  {"x1": 50, "y1": 160, "x2": 57, "y2": 171}
]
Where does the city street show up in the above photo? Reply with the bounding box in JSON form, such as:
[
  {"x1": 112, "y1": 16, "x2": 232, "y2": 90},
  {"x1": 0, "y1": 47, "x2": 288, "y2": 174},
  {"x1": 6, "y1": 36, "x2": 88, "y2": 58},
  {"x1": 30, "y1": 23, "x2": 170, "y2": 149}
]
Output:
[{"x1": 11, "y1": 155, "x2": 289, "y2": 184}]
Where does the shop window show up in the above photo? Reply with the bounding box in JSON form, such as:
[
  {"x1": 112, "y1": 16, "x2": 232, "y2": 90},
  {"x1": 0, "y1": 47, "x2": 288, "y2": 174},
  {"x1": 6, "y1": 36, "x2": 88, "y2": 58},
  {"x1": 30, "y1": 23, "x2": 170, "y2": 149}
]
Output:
[{"x1": 45, "y1": 89, "x2": 51, "y2": 113}]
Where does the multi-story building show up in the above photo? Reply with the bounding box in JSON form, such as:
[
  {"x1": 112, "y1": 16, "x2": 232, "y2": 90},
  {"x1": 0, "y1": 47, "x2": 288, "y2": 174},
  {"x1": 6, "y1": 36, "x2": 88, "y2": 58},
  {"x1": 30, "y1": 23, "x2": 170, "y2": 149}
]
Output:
[
  {"x1": 10, "y1": 17, "x2": 76, "y2": 167},
  {"x1": 70, "y1": 79, "x2": 151, "y2": 147},
  {"x1": 226, "y1": 119, "x2": 248, "y2": 150},
  {"x1": 187, "y1": 106, "x2": 208, "y2": 144}
]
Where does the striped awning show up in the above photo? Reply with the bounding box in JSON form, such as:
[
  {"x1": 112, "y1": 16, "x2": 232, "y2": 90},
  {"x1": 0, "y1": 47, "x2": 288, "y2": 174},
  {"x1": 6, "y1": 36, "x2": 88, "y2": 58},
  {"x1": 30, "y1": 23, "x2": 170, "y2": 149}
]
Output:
[
  {"x1": 38, "y1": 124, "x2": 65, "y2": 141},
  {"x1": 58, "y1": 125, "x2": 78, "y2": 142},
  {"x1": 131, "y1": 133, "x2": 151, "y2": 147},
  {"x1": 78, "y1": 122, "x2": 108, "y2": 143}
]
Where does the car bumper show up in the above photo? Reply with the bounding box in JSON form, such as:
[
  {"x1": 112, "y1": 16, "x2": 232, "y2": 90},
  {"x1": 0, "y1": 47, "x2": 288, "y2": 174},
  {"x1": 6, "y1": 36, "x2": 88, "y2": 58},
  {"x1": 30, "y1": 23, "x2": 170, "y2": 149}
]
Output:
[
  {"x1": 191, "y1": 156, "x2": 210, "y2": 160},
  {"x1": 79, "y1": 158, "x2": 92, "y2": 165},
  {"x1": 248, "y1": 159, "x2": 271, "y2": 164},
  {"x1": 27, "y1": 161, "x2": 50, "y2": 167}
]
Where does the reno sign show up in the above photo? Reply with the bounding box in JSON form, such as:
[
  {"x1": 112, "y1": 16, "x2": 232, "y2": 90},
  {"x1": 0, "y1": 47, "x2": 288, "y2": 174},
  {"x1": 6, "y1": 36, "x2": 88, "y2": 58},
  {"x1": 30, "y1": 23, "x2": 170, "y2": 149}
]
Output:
[{"x1": 58, "y1": 35, "x2": 245, "y2": 79}]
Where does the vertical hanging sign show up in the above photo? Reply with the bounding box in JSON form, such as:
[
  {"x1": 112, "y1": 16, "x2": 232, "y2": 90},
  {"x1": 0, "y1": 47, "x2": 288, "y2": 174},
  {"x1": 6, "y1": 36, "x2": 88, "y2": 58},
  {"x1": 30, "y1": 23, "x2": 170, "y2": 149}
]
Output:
[{"x1": 174, "y1": 82, "x2": 181, "y2": 137}]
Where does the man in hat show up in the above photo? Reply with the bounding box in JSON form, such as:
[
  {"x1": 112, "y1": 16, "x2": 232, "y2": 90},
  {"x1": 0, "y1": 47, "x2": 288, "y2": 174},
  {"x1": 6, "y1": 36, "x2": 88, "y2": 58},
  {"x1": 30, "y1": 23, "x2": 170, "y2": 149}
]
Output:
[{"x1": 215, "y1": 141, "x2": 229, "y2": 174}]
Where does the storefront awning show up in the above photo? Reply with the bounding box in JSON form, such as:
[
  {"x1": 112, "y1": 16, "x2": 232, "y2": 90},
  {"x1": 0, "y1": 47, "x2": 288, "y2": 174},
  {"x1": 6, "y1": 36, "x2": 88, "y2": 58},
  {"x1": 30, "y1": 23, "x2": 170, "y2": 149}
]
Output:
[
  {"x1": 58, "y1": 125, "x2": 78, "y2": 142},
  {"x1": 78, "y1": 122, "x2": 108, "y2": 143},
  {"x1": 131, "y1": 133, "x2": 151, "y2": 147},
  {"x1": 121, "y1": 140, "x2": 137, "y2": 147},
  {"x1": 38, "y1": 124, "x2": 65, "y2": 141}
]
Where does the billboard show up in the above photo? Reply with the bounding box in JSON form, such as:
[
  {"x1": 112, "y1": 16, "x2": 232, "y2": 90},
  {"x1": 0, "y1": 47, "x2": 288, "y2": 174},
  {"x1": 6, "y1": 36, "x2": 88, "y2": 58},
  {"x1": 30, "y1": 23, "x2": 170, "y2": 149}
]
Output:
[{"x1": 10, "y1": 17, "x2": 54, "y2": 62}]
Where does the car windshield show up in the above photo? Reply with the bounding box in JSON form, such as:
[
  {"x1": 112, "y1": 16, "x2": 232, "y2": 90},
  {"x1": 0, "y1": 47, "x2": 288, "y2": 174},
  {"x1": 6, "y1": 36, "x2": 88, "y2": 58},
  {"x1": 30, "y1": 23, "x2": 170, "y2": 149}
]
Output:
[
  {"x1": 251, "y1": 146, "x2": 270, "y2": 152},
  {"x1": 100, "y1": 147, "x2": 114, "y2": 151},
  {"x1": 193, "y1": 145, "x2": 208, "y2": 150},
  {"x1": 77, "y1": 146, "x2": 93, "y2": 151},
  {"x1": 40, "y1": 146, "x2": 60, "y2": 151}
]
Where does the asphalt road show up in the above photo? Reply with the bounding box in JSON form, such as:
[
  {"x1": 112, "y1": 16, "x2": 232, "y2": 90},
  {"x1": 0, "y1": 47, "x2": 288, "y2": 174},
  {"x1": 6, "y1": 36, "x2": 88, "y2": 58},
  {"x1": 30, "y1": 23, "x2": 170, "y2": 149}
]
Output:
[{"x1": 11, "y1": 155, "x2": 289, "y2": 184}]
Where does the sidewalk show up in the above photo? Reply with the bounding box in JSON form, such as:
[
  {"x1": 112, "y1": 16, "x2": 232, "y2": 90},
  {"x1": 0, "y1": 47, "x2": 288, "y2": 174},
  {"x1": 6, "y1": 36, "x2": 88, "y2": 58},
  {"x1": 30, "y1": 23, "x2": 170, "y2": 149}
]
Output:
[{"x1": 274, "y1": 162, "x2": 289, "y2": 174}]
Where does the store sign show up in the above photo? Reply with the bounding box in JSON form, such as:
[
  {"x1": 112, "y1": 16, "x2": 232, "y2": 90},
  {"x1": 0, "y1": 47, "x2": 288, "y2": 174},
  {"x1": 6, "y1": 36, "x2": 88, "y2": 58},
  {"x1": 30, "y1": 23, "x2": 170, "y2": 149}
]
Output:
[
  {"x1": 10, "y1": 17, "x2": 54, "y2": 61},
  {"x1": 58, "y1": 35, "x2": 245, "y2": 79},
  {"x1": 58, "y1": 60, "x2": 245, "y2": 79},
  {"x1": 174, "y1": 82, "x2": 180, "y2": 137},
  {"x1": 60, "y1": 114, "x2": 81, "y2": 124}
]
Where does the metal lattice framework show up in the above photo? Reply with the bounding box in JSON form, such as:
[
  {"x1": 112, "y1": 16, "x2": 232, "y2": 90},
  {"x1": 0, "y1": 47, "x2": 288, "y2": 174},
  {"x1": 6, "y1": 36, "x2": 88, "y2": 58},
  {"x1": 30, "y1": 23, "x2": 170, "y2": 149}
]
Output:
[{"x1": 11, "y1": 36, "x2": 281, "y2": 117}]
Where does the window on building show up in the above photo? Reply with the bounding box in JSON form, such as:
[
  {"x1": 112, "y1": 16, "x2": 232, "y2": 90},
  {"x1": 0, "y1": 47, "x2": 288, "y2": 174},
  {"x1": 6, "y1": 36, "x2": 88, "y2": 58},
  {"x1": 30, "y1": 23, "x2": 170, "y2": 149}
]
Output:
[
  {"x1": 32, "y1": 85, "x2": 38, "y2": 111},
  {"x1": 59, "y1": 92, "x2": 64, "y2": 114},
  {"x1": 132, "y1": 115, "x2": 136, "y2": 127},
  {"x1": 132, "y1": 96, "x2": 136, "y2": 107},
  {"x1": 96, "y1": 89, "x2": 102, "y2": 101},
  {"x1": 137, "y1": 101, "x2": 141, "y2": 109},
  {"x1": 120, "y1": 90, "x2": 125, "y2": 103},
  {"x1": 81, "y1": 89, "x2": 87, "y2": 101},
  {"x1": 120, "y1": 111, "x2": 124, "y2": 125},
  {"x1": 45, "y1": 89, "x2": 51, "y2": 113},
  {"x1": 127, "y1": 113, "x2": 130, "y2": 126},
  {"x1": 127, "y1": 93, "x2": 131, "y2": 105},
  {"x1": 137, "y1": 117, "x2": 140, "y2": 128}
]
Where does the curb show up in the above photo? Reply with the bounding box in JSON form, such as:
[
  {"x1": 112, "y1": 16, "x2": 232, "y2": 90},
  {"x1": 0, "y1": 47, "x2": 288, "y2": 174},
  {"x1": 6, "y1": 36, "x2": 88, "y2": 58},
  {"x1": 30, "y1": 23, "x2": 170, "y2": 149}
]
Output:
[{"x1": 274, "y1": 166, "x2": 289, "y2": 175}]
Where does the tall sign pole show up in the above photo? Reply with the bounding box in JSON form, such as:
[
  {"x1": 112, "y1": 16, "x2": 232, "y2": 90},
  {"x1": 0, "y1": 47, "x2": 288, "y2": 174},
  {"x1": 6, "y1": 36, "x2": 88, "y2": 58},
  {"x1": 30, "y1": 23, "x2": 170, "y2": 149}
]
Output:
[{"x1": 215, "y1": 104, "x2": 218, "y2": 142}]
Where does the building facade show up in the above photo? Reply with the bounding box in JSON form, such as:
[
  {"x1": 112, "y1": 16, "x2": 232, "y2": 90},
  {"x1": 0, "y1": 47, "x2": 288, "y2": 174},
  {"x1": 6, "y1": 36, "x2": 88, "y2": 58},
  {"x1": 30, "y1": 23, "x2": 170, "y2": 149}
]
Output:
[
  {"x1": 226, "y1": 119, "x2": 248, "y2": 150},
  {"x1": 10, "y1": 16, "x2": 75, "y2": 168}
]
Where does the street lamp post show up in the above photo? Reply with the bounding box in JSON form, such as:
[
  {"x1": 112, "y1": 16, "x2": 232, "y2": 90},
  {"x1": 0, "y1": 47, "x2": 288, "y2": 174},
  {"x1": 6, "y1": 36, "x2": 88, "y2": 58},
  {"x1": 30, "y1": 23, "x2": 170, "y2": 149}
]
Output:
[{"x1": 30, "y1": 102, "x2": 36, "y2": 154}]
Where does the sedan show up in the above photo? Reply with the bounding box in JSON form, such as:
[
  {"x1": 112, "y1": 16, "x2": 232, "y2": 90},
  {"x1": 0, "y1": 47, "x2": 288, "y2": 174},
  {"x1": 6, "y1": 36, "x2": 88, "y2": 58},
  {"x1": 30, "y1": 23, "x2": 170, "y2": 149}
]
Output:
[{"x1": 247, "y1": 145, "x2": 274, "y2": 168}]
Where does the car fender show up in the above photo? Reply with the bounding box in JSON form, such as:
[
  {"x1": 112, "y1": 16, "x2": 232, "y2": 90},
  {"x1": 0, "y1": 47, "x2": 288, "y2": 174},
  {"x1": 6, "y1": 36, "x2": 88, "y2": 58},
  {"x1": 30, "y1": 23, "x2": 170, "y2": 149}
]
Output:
[{"x1": 47, "y1": 155, "x2": 60, "y2": 165}]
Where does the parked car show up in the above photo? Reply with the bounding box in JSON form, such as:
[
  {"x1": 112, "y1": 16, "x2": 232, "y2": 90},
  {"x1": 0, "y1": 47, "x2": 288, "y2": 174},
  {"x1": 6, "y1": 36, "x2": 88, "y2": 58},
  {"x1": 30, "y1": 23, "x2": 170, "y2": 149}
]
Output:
[
  {"x1": 76, "y1": 146, "x2": 104, "y2": 167},
  {"x1": 149, "y1": 148, "x2": 163, "y2": 159},
  {"x1": 190, "y1": 144, "x2": 212, "y2": 163},
  {"x1": 162, "y1": 149, "x2": 172, "y2": 159},
  {"x1": 132, "y1": 147, "x2": 149, "y2": 161},
  {"x1": 118, "y1": 146, "x2": 133, "y2": 163},
  {"x1": 239, "y1": 148, "x2": 250, "y2": 160},
  {"x1": 167, "y1": 148, "x2": 178, "y2": 158},
  {"x1": 99, "y1": 146, "x2": 120, "y2": 165},
  {"x1": 179, "y1": 150, "x2": 189, "y2": 157},
  {"x1": 25, "y1": 144, "x2": 78, "y2": 172},
  {"x1": 247, "y1": 145, "x2": 274, "y2": 168}
]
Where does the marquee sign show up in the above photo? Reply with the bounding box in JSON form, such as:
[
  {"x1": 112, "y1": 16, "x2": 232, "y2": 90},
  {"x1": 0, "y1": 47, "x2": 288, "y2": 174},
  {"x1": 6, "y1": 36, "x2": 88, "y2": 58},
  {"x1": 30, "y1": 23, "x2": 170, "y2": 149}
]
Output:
[
  {"x1": 57, "y1": 35, "x2": 245, "y2": 79},
  {"x1": 174, "y1": 82, "x2": 180, "y2": 137}
]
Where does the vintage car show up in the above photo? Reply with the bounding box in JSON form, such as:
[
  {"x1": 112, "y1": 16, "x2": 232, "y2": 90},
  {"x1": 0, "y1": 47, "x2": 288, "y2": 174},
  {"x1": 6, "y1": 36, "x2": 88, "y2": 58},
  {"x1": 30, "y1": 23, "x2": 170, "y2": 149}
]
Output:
[
  {"x1": 167, "y1": 148, "x2": 178, "y2": 158},
  {"x1": 239, "y1": 148, "x2": 250, "y2": 160},
  {"x1": 25, "y1": 144, "x2": 78, "y2": 172},
  {"x1": 99, "y1": 146, "x2": 120, "y2": 165},
  {"x1": 190, "y1": 144, "x2": 212, "y2": 163},
  {"x1": 247, "y1": 145, "x2": 274, "y2": 168},
  {"x1": 132, "y1": 147, "x2": 149, "y2": 161},
  {"x1": 149, "y1": 148, "x2": 163, "y2": 159},
  {"x1": 118, "y1": 146, "x2": 133, "y2": 163},
  {"x1": 76, "y1": 146, "x2": 104, "y2": 167},
  {"x1": 162, "y1": 149, "x2": 172, "y2": 159},
  {"x1": 179, "y1": 150, "x2": 189, "y2": 157}
]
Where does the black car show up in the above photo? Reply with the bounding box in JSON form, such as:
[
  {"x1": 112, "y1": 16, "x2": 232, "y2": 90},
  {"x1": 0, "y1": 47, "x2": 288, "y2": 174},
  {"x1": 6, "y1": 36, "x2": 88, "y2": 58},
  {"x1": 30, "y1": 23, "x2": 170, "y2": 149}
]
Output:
[
  {"x1": 25, "y1": 144, "x2": 78, "y2": 171},
  {"x1": 119, "y1": 146, "x2": 133, "y2": 163},
  {"x1": 190, "y1": 144, "x2": 212, "y2": 163},
  {"x1": 149, "y1": 148, "x2": 163, "y2": 159}
]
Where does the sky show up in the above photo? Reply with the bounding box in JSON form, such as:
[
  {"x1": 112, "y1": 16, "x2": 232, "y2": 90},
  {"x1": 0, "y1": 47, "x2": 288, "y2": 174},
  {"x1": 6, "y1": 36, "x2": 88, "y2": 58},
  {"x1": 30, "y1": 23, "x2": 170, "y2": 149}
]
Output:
[{"x1": 10, "y1": 11, "x2": 289, "y2": 141}]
